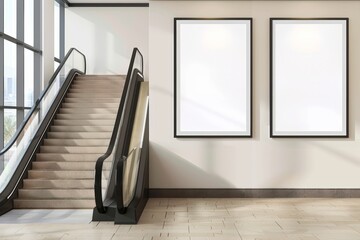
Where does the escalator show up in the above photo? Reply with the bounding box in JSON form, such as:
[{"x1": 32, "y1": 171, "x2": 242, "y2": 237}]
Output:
[
  {"x1": 0, "y1": 48, "x2": 149, "y2": 224},
  {"x1": 92, "y1": 49, "x2": 149, "y2": 224}
]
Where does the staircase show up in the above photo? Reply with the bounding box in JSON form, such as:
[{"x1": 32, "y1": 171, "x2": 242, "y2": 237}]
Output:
[{"x1": 14, "y1": 75, "x2": 125, "y2": 209}]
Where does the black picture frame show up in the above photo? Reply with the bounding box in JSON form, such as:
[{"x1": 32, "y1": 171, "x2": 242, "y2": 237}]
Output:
[
  {"x1": 270, "y1": 18, "x2": 349, "y2": 138},
  {"x1": 174, "y1": 18, "x2": 253, "y2": 138}
]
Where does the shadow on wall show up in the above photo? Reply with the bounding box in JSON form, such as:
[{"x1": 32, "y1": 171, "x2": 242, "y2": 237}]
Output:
[
  {"x1": 261, "y1": 140, "x2": 305, "y2": 188},
  {"x1": 93, "y1": 22, "x2": 108, "y2": 74},
  {"x1": 67, "y1": 8, "x2": 145, "y2": 75},
  {"x1": 150, "y1": 82, "x2": 305, "y2": 188},
  {"x1": 311, "y1": 141, "x2": 360, "y2": 167},
  {"x1": 149, "y1": 142, "x2": 235, "y2": 188}
]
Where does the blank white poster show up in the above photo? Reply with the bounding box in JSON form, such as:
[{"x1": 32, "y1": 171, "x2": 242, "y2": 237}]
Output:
[
  {"x1": 271, "y1": 19, "x2": 348, "y2": 137},
  {"x1": 175, "y1": 19, "x2": 252, "y2": 137}
]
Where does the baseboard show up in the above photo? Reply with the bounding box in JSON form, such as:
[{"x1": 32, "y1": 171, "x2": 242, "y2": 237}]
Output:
[{"x1": 149, "y1": 188, "x2": 360, "y2": 198}]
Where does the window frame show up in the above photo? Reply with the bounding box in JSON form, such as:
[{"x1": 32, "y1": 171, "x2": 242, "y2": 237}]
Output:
[
  {"x1": 54, "y1": 0, "x2": 65, "y2": 64},
  {"x1": 0, "y1": 0, "x2": 42, "y2": 148}
]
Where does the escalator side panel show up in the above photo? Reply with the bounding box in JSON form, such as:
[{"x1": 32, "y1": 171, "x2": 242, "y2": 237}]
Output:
[
  {"x1": 115, "y1": 82, "x2": 149, "y2": 224},
  {"x1": 115, "y1": 108, "x2": 149, "y2": 224}
]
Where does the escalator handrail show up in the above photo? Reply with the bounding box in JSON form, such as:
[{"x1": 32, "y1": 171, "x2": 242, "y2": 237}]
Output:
[
  {"x1": 95, "y1": 48, "x2": 143, "y2": 213},
  {"x1": 0, "y1": 48, "x2": 86, "y2": 156},
  {"x1": 115, "y1": 70, "x2": 144, "y2": 214}
]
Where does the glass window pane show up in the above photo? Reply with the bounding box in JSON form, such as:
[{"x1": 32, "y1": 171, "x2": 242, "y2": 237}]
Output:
[
  {"x1": 24, "y1": 0, "x2": 34, "y2": 46},
  {"x1": 24, "y1": 49, "x2": 34, "y2": 107},
  {"x1": 54, "y1": 1, "x2": 60, "y2": 59},
  {"x1": 4, "y1": 109, "x2": 16, "y2": 145},
  {"x1": 4, "y1": 0, "x2": 17, "y2": 38},
  {"x1": 25, "y1": 109, "x2": 30, "y2": 118},
  {"x1": 4, "y1": 40, "x2": 17, "y2": 107},
  {"x1": 54, "y1": 61, "x2": 60, "y2": 72}
]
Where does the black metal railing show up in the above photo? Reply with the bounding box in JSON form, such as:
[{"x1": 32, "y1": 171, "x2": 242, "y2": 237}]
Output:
[
  {"x1": 0, "y1": 48, "x2": 86, "y2": 212},
  {"x1": 94, "y1": 48, "x2": 143, "y2": 213}
]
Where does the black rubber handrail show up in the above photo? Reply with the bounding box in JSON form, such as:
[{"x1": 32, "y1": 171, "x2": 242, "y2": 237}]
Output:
[
  {"x1": 95, "y1": 48, "x2": 143, "y2": 213},
  {"x1": 115, "y1": 70, "x2": 144, "y2": 214},
  {"x1": 0, "y1": 48, "x2": 86, "y2": 156}
]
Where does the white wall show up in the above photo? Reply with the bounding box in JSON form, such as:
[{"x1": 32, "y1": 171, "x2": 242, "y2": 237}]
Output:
[
  {"x1": 65, "y1": 7, "x2": 148, "y2": 77},
  {"x1": 149, "y1": 1, "x2": 360, "y2": 189}
]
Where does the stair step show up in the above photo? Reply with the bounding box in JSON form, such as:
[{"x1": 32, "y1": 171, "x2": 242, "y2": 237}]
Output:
[
  {"x1": 28, "y1": 170, "x2": 99, "y2": 179},
  {"x1": 56, "y1": 114, "x2": 116, "y2": 120},
  {"x1": 70, "y1": 82, "x2": 124, "y2": 87},
  {"x1": 50, "y1": 125, "x2": 113, "y2": 132},
  {"x1": 18, "y1": 189, "x2": 94, "y2": 199},
  {"x1": 67, "y1": 93, "x2": 120, "y2": 98},
  {"x1": 72, "y1": 80, "x2": 124, "y2": 84},
  {"x1": 69, "y1": 88, "x2": 122, "y2": 93},
  {"x1": 36, "y1": 153, "x2": 102, "y2": 161},
  {"x1": 32, "y1": 161, "x2": 111, "y2": 170},
  {"x1": 54, "y1": 119, "x2": 115, "y2": 126},
  {"x1": 40, "y1": 146, "x2": 107, "y2": 154},
  {"x1": 43, "y1": 139, "x2": 109, "y2": 146},
  {"x1": 62, "y1": 102, "x2": 119, "y2": 108},
  {"x1": 23, "y1": 179, "x2": 96, "y2": 189},
  {"x1": 14, "y1": 74, "x2": 122, "y2": 210},
  {"x1": 14, "y1": 199, "x2": 95, "y2": 209},
  {"x1": 76, "y1": 75, "x2": 125, "y2": 80},
  {"x1": 64, "y1": 98, "x2": 120, "y2": 103},
  {"x1": 71, "y1": 82, "x2": 124, "y2": 87},
  {"x1": 59, "y1": 108, "x2": 118, "y2": 114},
  {"x1": 71, "y1": 83, "x2": 124, "y2": 89},
  {"x1": 48, "y1": 132, "x2": 111, "y2": 139}
]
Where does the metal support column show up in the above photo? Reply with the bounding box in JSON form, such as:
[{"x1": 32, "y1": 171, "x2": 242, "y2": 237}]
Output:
[
  {"x1": 34, "y1": 0, "x2": 42, "y2": 100},
  {"x1": 60, "y1": 2, "x2": 65, "y2": 60},
  {"x1": 0, "y1": 0, "x2": 4, "y2": 154},
  {"x1": 16, "y1": 0, "x2": 24, "y2": 128}
]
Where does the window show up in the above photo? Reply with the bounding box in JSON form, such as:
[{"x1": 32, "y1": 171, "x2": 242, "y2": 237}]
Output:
[
  {"x1": 4, "y1": 0, "x2": 17, "y2": 38},
  {"x1": 54, "y1": 0, "x2": 65, "y2": 69},
  {"x1": 0, "y1": 0, "x2": 42, "y2": 148},
  {"x1": 4, "y1": 41, "x2": 17, "y2": 107}
]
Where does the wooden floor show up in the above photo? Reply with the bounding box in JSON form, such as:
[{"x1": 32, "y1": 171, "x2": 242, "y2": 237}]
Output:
[{"x1": 1, "y1": 198, "x2": 360, "y2": 239}]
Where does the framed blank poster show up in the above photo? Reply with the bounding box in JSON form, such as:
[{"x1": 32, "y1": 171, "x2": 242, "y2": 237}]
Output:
[
  {"x1": 174, "y1": 18, "x2": 252, "y2": 137},
  {"x1": 270, "y1": 18, "x2": 348, "y2": 137}
]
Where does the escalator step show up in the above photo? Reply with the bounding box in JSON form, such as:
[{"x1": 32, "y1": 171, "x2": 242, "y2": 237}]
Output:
[
  {"x1": 64, "y1": 98, "x2": 120, "y2": 103},
  {"x1": 43, "y1": 139, "x2": 110, "y2": 146},
  {"x1": 14, "y1": 199, "x2": 95, "y2": 209},
  {"x1": 50, "y1": 125, "x2": 113, "y2": 132},
  {"x1": 18, "y1": 189, "x2": 94, "y2": 199},
  {"x1": 32, "y1": 161, "x2": 111, "y2": 170},
  {"x1": 40, "y1": 146, "x2": 107, "y2": 154},
  {"x1": 53, "y1": 119, "x2": 115, "y2": 126},
  {"x1": 28, "y1": 170, "x2": 98, "y2": 179},
  {"x1": 59, "y1": 107, "x2": 118, "y2": 114},
  {"x1": 47, "y1": 132, "x2": 112, "y2": 139},
  {"x1": 56, "y1": 114, "x2": 116, "y2": 120},
  {"x1": 36, "y1": 153, "x2": 102, "y2": 162}
]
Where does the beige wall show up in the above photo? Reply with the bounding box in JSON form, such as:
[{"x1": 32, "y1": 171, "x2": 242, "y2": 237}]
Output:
[
  {"x1": 149, "y1": 1, "x2": 360, "y2": 188},
  {"x1": 42, "y1": 0, "x2": 54, "y2": 87},
  {"x1": 65, "y1": 7, "x2": 149, "y2": 78}
]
